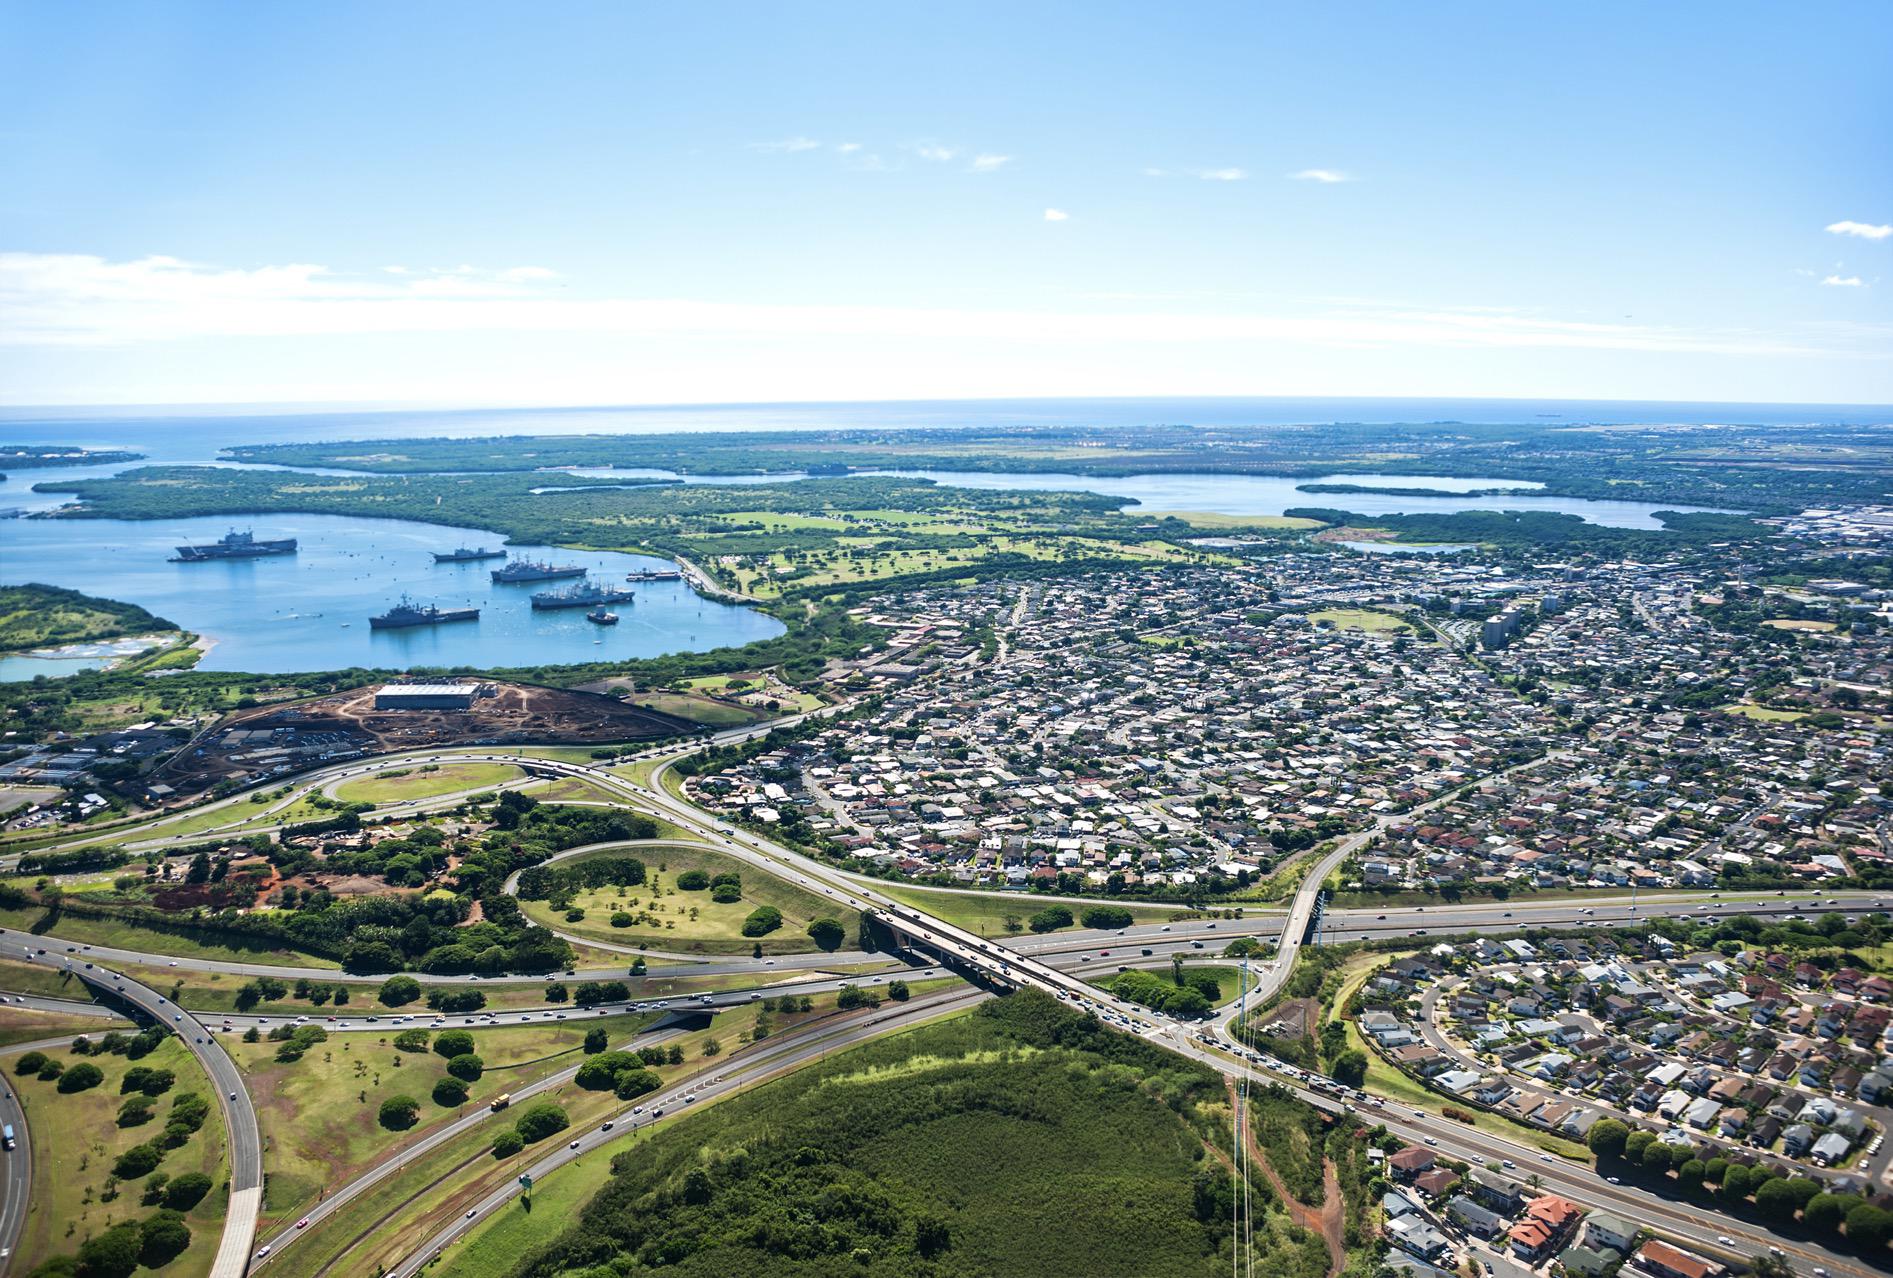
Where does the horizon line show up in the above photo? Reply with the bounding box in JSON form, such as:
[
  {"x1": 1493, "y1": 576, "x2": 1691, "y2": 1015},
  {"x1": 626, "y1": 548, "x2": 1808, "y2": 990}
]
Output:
[{"x1": 3, "y1": 390, "x2": 1892, "y2": 423}]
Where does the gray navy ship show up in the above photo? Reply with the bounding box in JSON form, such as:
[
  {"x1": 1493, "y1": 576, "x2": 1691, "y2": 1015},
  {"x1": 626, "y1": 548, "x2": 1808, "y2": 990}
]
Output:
[
  {"x1": 171, "y1": 528, "x2": 297, "y2": 562},
  {"x1": 492, "y1": 557, "x2": 587, "y2": 583},
  {"x1": 433, "y1": 546, "x2": 507, "y2": 563},
  {"x1": 530, "y1": 580, "x2": 637, "y2": 610},
  {"x1": 369, "y1": 597, "x2": 481, "y2": 629}
]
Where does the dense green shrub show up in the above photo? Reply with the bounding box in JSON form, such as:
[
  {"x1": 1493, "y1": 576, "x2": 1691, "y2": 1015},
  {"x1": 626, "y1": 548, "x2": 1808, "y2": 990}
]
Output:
[
  {"x1": 378, "y1": 1095, "x2": 421, "y2": 1130},
  {"x1": 515, "y1": 1102, "x2": 569, "y2": 1143}
]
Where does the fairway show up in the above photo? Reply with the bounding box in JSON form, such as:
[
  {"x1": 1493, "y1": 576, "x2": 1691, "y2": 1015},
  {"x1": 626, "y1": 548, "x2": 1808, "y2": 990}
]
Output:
[
  {"x1": 520, "y1": 843, "x2": 860, "y2": 955},
  {"x1": 333, "y1": 761, "x2": 523, "y2": 804}
]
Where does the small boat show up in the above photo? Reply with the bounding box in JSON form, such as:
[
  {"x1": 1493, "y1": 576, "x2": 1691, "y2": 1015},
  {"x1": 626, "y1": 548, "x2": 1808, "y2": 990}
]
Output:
[{"x1": 586, "y1": 607, "x2": 619, "y2": 625}]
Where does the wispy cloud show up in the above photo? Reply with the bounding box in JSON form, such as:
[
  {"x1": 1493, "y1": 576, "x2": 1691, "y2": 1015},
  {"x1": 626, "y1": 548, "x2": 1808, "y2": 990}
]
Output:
[
  {"x1": 6, "y1": 252, "x2": 1878, "y2": 364},
  {"x1": 911, "y1": 143, "x2": 959, "y2": 163},
  {"x1": 834, "y1": 142, "x2": 861, "y2": 154},
  {"x1": 750, "y1": 136, "x2": 822, "y2": 153},
  {"x1": 1827, "y1": 220, "x2": 1892, "y2": 241},
  {"x1": 1290, "y1": 168, "x2": 1351, "y2": 183},
  {"x1": 969, "y1": 154, "x2": 1011, "y2": 172},
  {"x1": 1824, "y1": 274, "x2": 1866, "y2": 287},
  {"x1": 1043, "y1": 209, "x2": 1070, "y2": 222},
  {"x1": 1141, "y1": 166, "x2": 1247, "y2": 181}
]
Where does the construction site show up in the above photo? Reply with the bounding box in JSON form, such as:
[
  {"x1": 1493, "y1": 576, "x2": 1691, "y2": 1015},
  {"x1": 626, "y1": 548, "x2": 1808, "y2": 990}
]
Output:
[{"x1": 156, "y1": 679, "x2": 698, "y2": 793}]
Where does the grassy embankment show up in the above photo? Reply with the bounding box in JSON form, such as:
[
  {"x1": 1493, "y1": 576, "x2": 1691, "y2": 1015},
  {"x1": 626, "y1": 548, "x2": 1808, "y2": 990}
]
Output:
[
  {"x1": 8, "y1": 1035, "x2": 230, "y2": 1277},
  {"x1": 0, "y1": 1003, "x2": 124, "y2": 1048},
  {"x1": 872, "y1": 882, "x2": 1191, "y2": 935},
  {"x1": 0, "y1": 902, "x2": 340, "y2": 968}
]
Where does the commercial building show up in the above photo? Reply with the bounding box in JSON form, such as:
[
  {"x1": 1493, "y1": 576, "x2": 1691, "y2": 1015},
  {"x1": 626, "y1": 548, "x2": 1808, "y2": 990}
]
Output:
[{"x1": 373, "y1": 682, "x2": 479, "y2": 711}]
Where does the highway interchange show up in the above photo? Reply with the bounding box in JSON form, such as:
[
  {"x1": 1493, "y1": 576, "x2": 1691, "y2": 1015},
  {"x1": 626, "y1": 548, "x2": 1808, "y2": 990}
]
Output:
[{"x1": 2, "y1": 728, "x2": 1890, "y2": 1277}]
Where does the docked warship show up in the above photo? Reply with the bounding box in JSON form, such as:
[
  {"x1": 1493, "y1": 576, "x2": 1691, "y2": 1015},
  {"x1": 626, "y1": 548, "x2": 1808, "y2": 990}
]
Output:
[
  {"x1": 433, "y1": 546, "x2": 507, "y2": 563},
  {"x1": 491, "y1": 557, "x2": 587, "y2": 583},
  {"x1": 530, "y1": 580, "x2": 637, "y2": 610},
  {"x1": 369, "y1": 597, "x2": 481, "y2": 629}
]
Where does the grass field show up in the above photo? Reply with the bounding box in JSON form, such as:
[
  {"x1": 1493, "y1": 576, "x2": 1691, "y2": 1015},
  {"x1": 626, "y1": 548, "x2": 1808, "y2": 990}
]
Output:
[
  {"x1": 874, "y1": 883, "x2": 1187, "y2": 936},
  {"x1": 630, "y1": 691, "x2": 765, "y2": 726},
  {"x1": 1305, "y1": 607, "x2": 1412, "y2": 634},
  {"x1": 1761, "y1": 618, "x2": 1837, "y2": 632},
  {"x1": 1719, "y1": 701, "x2": 1809, "y2": 722},
  {"x1": 681, "y1": 672, "x2": 825, "y2": 713},
  {"x1": 237, "y1": 1011, "x2": 652, "y2": 1230},
  {"x1": 520, "y1": 843, "x2": 860, "y2": 955},
  {"x1": 10, "y1": 1035, "x2": 229, "y2": 1277},
  {"x1": 517, "y1": 775, "x2": 621, "y2": 804},
  {"x1": 332, "y1": 762, "x2": 522, "y2": 804}
]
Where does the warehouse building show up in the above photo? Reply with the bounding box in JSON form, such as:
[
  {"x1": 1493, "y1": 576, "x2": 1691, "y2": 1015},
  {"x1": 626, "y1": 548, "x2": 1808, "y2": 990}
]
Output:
[{"x1": 374, "y1": 682, "x2": 479, "y2": 711}]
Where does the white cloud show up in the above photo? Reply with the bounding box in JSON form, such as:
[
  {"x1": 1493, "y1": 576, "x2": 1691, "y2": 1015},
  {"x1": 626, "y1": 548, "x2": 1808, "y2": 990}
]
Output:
[
  {"x1": 5, "y1": 251, "x2": 1876, "y2": 367},
  {"x1": 969, "y1": 154, "x2": 1011, "y2": 172},
  {"x1": 912, "y1": 143, "x2": 959, "y2": 163},
  {"x1": 834, "y1": 142, "x2": 862, "y2": 154},
  {"x1": 1194, "y1": 168, "x2": 1247, "y2": 181},
  {"x1": 1142, "y1": 167, "x2": 1168, "y2": 177},
  {"x1": 1291, "y1": 168, "x2": 1351, "y2": 183},
  {"x1": 1043, "y1": 209, "x2": 1070, "y2": 222},
  {"x1": 499, "y1": 266, "x2": 559, "y2": 282},
  {"x1": 1827, "y1": 220, "x2": 1892, "y2": 241},
  {"x1": 751, "y1": 136, "x2": 822, "y2": 153},
  {"x1": 1823, "y1": 275, "x2": 1866, "y2": 287}
]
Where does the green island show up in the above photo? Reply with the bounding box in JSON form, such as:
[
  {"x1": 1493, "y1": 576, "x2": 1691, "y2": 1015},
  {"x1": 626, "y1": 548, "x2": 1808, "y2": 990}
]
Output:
[
  {"x1": 0, "y1": 445, "x2": 144, "y2": 470},
  {"x1": 0, "y1": 583, "x2": 179, "y2": 654}
]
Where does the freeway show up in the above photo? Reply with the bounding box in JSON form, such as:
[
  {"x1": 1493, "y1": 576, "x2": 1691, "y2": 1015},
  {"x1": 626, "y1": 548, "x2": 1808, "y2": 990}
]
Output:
[{"x1": 0, "y1": 1065, "x2": 29, "y2": 1271}]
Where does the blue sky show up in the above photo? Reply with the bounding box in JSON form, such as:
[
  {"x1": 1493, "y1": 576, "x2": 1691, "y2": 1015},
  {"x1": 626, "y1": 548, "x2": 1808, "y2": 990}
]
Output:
[{"x1": 1, "y1": 1, "x2": 1888, "y2": 406}]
